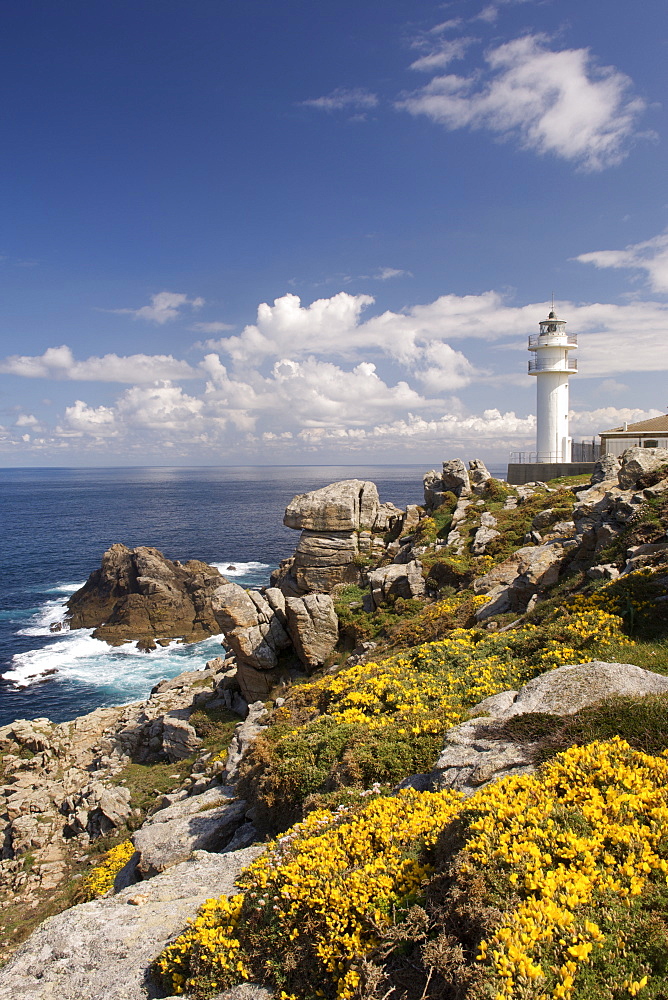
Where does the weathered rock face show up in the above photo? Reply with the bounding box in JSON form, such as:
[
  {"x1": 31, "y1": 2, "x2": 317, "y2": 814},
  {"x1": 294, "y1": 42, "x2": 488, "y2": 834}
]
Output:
[
  {"x1": 618, "y1": 446, "x2": 668, "y2": 490},
  {"x1": 468, "y1": 458, "x2": 491, "y2": 492},
  {"x1": 67, "y1": 544, "x2": 229, "y2": 645},
  {"x1": 0, "y1": 846, "x2": 264, "y2": 1000},
  {"x1": 441, "y1": 458, "x2": 471, "y2": 497},
  {"x1": 474, "y1": 540, "x2": 574, "y2": 620},
  {"x1": 132, "y1": 788, "x2": 248, "y2": 877},
  {"x1": 591, "y1": 453, "x2": 620, "y2": 485},
  {"x1": 284, "y1": 479, "x2": 379, "y2": 531},
  {"x1": 289, "y1": 530, "x2": 360, "y2": 594},
  {"x1": 471, "y1": 512, "x2": 499, "y2": 555},
  {"x1": 284, "y1": 593, "x2": 339, "y2": 668},
  {"x1": 275, "y1": 479, "x2": 407, "y2": 596},
  {"x1": 367, "y1": 561, "x2": 425, "y2": 609},
  {"x1": 212, "y1": 584, "x2": 291, "y2": 674},
  {"x1": 430, "y1": 661, "x2": 668, "y2": 796},
  {"x1": 209, "y1": 582, "x2": 339, "y2": 700},
  {"x1": 502, "y1": 660, "x2": 668, "y2": 717},
  {"x1": 423, "y1": 469, "x2": 447, "y2": 512},
  {"x1": 424, "y1": 458, "x2": 494, "y2": 510}
]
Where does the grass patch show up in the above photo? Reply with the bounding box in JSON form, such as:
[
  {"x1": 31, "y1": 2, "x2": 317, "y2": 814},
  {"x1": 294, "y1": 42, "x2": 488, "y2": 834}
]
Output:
[
  {"x1": 189, "y1": 704, "x2": 239, "y2": 752},
  {"x1": 490, "y1": 692, "x2": 668, "y2": 764},
  {"x1": 112, "y1": 756, "x2": 194, "y2": 818},
  {"x1": 334, "y1": 584, "x2": 428, "y2": 646},
  {"x1": 546, "y1": 472, "x2": 591, "y2": 486}
]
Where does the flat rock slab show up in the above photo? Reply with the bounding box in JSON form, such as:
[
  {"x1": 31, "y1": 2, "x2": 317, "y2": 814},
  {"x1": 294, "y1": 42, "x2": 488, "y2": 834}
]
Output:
[
  {"x1": 498, "y1": 660, "x2": 668, "y2": 718},
  {"x1": 430, "y1": 661, "x2": 668, "y2": 796},
  {"x1": 0, "y1": 846, "x2": 264, "y2": 1000},
  {"x1": 133, "y1": 794, "x2": 248, "y2": 876}
]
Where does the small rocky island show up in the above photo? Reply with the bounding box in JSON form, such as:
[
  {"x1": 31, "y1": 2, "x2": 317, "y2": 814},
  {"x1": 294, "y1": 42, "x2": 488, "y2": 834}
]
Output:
[
  {"x1": 0, "y1": 449, "x2": 667, "y2": 1000},
  {"x1": 66, "y1": 544, "x2": 230, "y2": 649}
]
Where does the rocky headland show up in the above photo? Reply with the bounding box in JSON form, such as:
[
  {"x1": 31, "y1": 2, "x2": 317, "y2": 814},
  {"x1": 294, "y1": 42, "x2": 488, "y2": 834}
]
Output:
[{"x1": 1, "y1": 446, "x2": 667, "y2": 1000}]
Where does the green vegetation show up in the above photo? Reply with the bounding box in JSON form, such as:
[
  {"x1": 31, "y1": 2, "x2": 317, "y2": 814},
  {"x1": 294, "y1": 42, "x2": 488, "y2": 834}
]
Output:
[
  {"x1": 111, "y1": 756, "x2": 194, "y2": 818},
  {"x1": 189, "y1": 704, "x2": 239, "y2": 751},
  {"x1": 491, "y1": 691, "x2": 668, "y2": 762},
  {"x1": 239, "y1": 582, "x2": 645, "y2": 833}
]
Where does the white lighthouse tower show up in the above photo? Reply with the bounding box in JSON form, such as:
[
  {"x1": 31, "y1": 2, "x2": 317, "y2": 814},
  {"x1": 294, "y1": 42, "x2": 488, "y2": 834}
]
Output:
[{"x1": 528, "y1": 307, "x2": 577, "y2": 462}]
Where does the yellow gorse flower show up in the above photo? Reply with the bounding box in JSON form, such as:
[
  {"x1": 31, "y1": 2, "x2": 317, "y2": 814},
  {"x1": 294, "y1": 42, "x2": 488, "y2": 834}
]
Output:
[
  {"x1": 80, "y1": 839, "x2": 136, "y2": 900},
  {"x1": 154, "y1": 739, "x2": 668, "y2": 1000}
]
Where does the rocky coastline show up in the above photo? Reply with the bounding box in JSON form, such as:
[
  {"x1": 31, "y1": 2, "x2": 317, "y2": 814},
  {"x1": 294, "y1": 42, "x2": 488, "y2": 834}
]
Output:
[{"x1": 0, "y1": 446, "x2": 667, "y2": 999}]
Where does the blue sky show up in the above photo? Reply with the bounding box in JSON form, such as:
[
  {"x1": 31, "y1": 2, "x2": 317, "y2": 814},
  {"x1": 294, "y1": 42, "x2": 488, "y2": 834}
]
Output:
[{"x1": 1, "y1": 0, "x2": 667, "y2": 466}]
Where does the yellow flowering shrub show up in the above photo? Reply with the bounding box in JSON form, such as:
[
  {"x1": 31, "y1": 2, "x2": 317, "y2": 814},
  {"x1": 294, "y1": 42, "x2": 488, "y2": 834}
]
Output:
[
  {"x1": 153, "y1": 894, "x2": 248, "y2": 995},
  {"x1": 466, "y1": 738, "x2": 668, "y2": 1000},
  {"x1": 154, "y1": 739, "x2": 668, "y2": 1000},
  {"x1": 240, "y1": 587, "x2": 636, "y2": 828},
  {"x1": 153, "y1": 788, "x2": 463, "y2": 998},
  {"x1": 79, "y1": 839, "x2": 136, "y2": 900}
]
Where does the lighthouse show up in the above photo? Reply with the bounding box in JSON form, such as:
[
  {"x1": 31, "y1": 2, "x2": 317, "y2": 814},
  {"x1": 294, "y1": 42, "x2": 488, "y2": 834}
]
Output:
[{"x1": 528, "y1": 308, "x2": 577, "y2": 462}]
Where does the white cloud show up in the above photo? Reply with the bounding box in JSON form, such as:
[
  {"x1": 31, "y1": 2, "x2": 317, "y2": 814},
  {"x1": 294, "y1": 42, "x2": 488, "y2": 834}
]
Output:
[
  {"x1": 195, "y1": 290, "x2": 668, "y2": 384},
  {"x1": 60, "y1": 400, "x2": 118, "y2": 437},
  {"x1": 190, "y1": 321, "x2": 235, "y2": 334},
  {"x1": 411, "y1": 341, "x2": 477, "y2": 392},
  {"x1": 398, "y1": 33, "x2": 650, "y2": 170},
  {"x1": 476, "y1": 5, "x2": 500, "y2": 23},
  {"x1": 301, "y1": 88, "x2": 379, "y2": 112},
  {"x1": 429, "y1": 19, "x2": 464, "y2": 34},
  {"x1": 373, "y1": 267, "x2": 411, "y2": 281},
  {"x1": 14, "y1": 413, "x2": 41, "y2": 428},
  {"x1": 0, "y1": 345, "x2": 198, "y2": 382},
  {"x1": 410, "y1": 38, "x2": 474, "y2": 72},
  {"x1": 295, "y1": 408, "x2": 537, "y2": 454},
  {"x1": 109, "y1": 291, "x2": 205, "y2": 324},
  {"x1": 575, "y1": 231, "x2": 668, "y2": 294},
  {"x1": 116, "y1": 382, "x2": 205, "y2": 431},
  {"x1": 215, "y1": 292, "x2": 376, "y2": 364},
  {"x1": 569, "y1": 406, "x2": 662, "y2": 436},
  {"x1": 598, "y1": 378, "x2": 628, "y2": 395},
  {"x1": 4, "y1": 282, "x2": 668, "y2": 462}
]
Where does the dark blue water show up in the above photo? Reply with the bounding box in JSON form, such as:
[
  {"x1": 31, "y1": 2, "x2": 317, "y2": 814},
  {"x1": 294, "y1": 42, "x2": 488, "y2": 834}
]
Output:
[{"x1": 0, "y1": 465, "x2": 464, "y2": 727}]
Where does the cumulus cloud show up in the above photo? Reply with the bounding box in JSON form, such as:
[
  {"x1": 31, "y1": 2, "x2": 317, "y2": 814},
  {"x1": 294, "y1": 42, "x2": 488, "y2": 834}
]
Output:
[
  {"x1": 207, "y1": 289, "x2": 668, "y2": 381},
  {"x1": 569, "y1": 406, "x2": 662, "y2": 436},
  {"x1": 14, "y1": 413, "x2": 41, "y2": 428},
  {"x1": 398, "y1": 33, "x2": 650, "y2": 170},
  {"x1": 301, "y1": 88, "x2": 379, "y2": 112},
  {"x1": 109, "y1": 291, "x2": 205, "y2": 324},
  {"x1": 4, "y1": 283, "x2": 668, "y2": 461},
  {"x1": 115, "y1": 382, "x2": 205, "y2": 431},
  {"x1": 0, "y1": 345, "x2": 199, "y2": 382},
  {"x1": 59, "y1": 400, "x2": 118, "y2": 437},
  {"x1": 575, "y1": 231, "x2": 668, "y2": 294}
]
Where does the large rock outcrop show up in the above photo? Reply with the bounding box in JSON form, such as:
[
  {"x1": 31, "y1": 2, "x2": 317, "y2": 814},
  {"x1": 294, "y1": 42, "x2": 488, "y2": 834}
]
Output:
[
  {"x1": 67, "y1": 544, "x2": 229, "y2": 646},
  {"x1": 284, "y1": 479, "x2": 380, "y2": 532},
  {"x1": 0, "y1": 846, "x2": 264, "y2": 1000},
  {"x1": 367, "y1": 561, "x2": 426, "y2": 609},
  {"x1": 424, "y1": 458, "x2": 492, "y2": 511},
  {"x1": 132, "y1": 787, "x2": 248, "y2": 877},
  {"x1": 430, "y1": 661, "x2": 668, "y2": 796},
  {"x1": 273, "y1": 479, "x2": 404, "y2": 596},
  {"x1": 618, "y1": 446, "x2": 668, "y2": 490},
  {"x1": 210, "y1": 582, "x2": 339, "y2": 700},
  {"x1": 474, "y1": 538, "x2": 574, "y2": 619}
]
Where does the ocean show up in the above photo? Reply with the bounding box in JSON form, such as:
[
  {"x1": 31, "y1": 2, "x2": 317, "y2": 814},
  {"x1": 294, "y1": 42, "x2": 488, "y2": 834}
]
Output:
[{"x1": 2, "y1": 464, "x2": 497, "y2": 728}]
